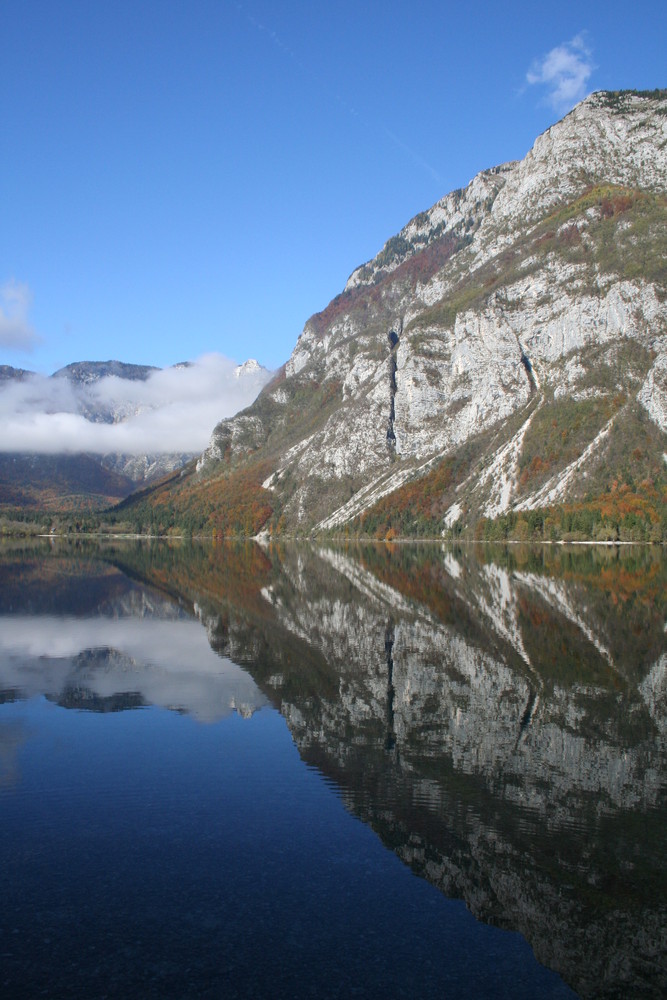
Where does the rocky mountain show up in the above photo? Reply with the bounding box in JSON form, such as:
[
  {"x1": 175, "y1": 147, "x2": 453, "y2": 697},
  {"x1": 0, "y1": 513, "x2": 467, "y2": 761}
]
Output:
[
  {"x1": 0, "y1": 358, "x2": 269, "y2": 512},
  {"x1": 0, "y1": 365, "x2": 34, "y2": 382},
  {"x1": 52, "y1": 359, "x2": 160, "y2": 385},
  {"x1": 126, "y1": 89, "x2": 666, "y2": 539}
]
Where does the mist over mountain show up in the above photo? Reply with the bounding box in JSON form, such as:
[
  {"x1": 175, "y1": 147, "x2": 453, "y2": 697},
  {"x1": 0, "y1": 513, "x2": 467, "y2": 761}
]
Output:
[{"x1": 0, "y1": 356, "x2": 271, "y2": 511}]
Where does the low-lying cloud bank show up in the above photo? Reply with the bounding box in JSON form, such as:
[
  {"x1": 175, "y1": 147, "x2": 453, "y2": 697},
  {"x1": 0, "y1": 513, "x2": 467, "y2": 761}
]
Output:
[{"x1": 0, "y1": 354, "x2": 272, "y2": 455}]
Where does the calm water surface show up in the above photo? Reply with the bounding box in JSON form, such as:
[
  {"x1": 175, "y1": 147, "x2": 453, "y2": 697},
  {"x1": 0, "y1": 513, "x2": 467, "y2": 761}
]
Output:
[{"x1": 0, "y1": 540, "x2": 664, "y2": 999}]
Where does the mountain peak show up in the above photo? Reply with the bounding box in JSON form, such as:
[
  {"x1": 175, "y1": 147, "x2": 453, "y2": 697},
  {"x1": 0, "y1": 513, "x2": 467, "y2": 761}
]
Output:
[
  {"x1": 120, "y1": 93, "x2": 667, "y2": 541},
  {"x1": 234, "y1": 359, "x2": 265, "y2": 377}
]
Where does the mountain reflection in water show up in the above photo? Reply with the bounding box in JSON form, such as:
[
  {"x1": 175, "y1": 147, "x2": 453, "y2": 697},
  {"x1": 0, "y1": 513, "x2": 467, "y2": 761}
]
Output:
[{"x1": 0, "y1": 538, "x2": 664, "y2": 999}]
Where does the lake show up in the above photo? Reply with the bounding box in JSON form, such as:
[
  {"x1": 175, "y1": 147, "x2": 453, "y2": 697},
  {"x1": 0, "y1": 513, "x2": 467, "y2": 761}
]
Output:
[{"x1": 0, "y1": 539, "x2": 664, "y2": 998}]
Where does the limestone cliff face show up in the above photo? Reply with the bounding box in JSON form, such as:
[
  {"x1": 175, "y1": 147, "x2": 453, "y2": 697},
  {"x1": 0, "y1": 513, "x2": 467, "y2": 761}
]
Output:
[{"x1": 197, "y1": 90, "x2": 667, "y2": 534}]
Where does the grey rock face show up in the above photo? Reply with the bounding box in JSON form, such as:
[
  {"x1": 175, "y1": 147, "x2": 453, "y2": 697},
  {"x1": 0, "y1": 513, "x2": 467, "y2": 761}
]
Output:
[{"x1": 198, "y1": 90, "x2": 667, "y2": 532}]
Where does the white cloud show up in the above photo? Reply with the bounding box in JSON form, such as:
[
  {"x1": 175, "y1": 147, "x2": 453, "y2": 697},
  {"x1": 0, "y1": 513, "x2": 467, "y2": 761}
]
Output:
[
  {"x1": 0, "y1": 279, "x2": 40, "y2": 351},
  {"x1": 0, "y1": 353, "x2": 272, "y2": 455},
  {"x1": 526, "y1": 34, "x2": 595, "y2": 113}
]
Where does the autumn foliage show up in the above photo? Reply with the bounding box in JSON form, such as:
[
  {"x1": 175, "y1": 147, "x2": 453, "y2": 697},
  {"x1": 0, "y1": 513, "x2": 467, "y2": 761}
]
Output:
[{"x1": 116, "y1": 458, "x2": 275, "y2": 537}]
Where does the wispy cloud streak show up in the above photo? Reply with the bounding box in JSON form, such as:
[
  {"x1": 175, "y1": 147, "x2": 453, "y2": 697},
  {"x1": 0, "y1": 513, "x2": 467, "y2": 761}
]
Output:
[
  {"x1": 235, "y1": 2, "x2": 441, "y2": 183},
  {"x1": 0, "y1": 280, "x2": 40, "y2": 351}
]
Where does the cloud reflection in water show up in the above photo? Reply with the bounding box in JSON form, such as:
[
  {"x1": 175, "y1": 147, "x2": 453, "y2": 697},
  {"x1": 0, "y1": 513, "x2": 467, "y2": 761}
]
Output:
[{"x1": 0, "y1": 615, "x2": 267, "y2": 723}]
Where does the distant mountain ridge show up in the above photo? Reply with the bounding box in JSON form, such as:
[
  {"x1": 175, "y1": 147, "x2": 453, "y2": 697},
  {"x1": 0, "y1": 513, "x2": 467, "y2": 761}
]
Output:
[
  {"x1": 0, "y1": 365, "x2": 35, "y2": 382},
  {"x1": 52, "y1": 360, "x2": 160, "y2": 384},
  {"x1": 119, "y1": 89, "x2": 667, "y2": 540},
  {"x1": 0, "y1": 358, "x2": 269, "y2": 512}
]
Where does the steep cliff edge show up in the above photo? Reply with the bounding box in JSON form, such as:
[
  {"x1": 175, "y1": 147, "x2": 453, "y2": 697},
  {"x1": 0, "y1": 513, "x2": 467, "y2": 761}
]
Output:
[{"x1": 128, "y1": 90, "x2": 667, "y2": 537}]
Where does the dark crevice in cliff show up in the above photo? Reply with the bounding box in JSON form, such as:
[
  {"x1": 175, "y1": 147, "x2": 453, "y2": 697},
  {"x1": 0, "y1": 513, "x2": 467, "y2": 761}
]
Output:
[
  {"x1": 518, "y1": 343, "x2": 538, "y2": 394},
  {"x1": 499, "y1": 310, "x2": 538, "y2": 396},
  {"x1": 386, "y1": 325, "x2": 401, "y2": 449}
]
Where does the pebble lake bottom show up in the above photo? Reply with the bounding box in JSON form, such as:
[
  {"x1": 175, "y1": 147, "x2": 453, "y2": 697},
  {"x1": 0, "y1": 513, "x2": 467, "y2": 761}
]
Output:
[{"x1": 1, "y1": 697, "x2": 574, "y2": 1000}]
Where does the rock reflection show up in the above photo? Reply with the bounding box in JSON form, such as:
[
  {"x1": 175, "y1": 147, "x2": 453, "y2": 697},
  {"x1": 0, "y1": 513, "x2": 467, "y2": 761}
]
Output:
[
  {"x1": 1, "y1": 538, "x2": 665, "y2": 998},
  {"x1": 110, "y1": 539, "x2": 662, "y2": 1000}
]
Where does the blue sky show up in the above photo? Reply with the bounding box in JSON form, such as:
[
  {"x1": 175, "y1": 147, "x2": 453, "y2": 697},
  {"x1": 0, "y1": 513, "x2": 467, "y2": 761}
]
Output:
[{"x1": 2, "y1": 0, "x2": 665, "y2": 375}]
